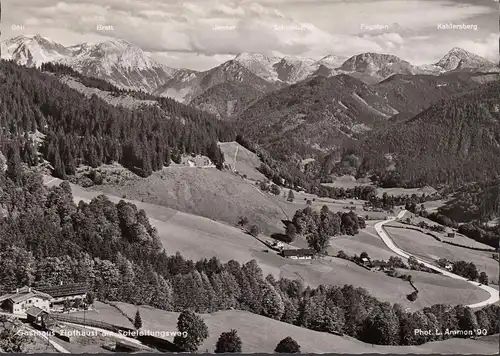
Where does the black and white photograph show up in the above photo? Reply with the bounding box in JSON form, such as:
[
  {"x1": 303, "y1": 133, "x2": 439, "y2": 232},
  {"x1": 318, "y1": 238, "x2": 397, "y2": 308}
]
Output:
[{"x1": 0, "y1": 0, "x2": 499, "y2": 354}]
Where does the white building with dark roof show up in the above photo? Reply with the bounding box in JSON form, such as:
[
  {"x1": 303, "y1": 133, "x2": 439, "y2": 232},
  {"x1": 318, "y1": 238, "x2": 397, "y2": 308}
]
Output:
[
  {"x1": 0, "y1": 282, "x2": 89, "y2": 314},
  {"x1": 0, "y1": 287, "x2": 51, "y2": 315}
]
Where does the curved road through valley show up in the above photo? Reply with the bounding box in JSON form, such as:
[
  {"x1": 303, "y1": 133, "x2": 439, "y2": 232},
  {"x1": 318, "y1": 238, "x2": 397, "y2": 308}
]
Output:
[{"x1": 375, "y1": 210, "x2": 500, "y2": 308}]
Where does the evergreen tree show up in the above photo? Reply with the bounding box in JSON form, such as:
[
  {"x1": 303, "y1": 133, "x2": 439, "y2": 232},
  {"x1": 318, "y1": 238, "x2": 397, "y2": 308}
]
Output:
[
  {"x1": 261, "y1": 283, "x2": 285, "y2": 320},
  {"x1": 6, "y1": 145, "x2": 22, "y2": 184},
  {"x1": 287, "y1": 190, "x2": 295, "y2": 202},
  {"x1": 174, "y1": 310, "x2": 209, "y2": 352},
  {"x1": 134, "y1": 309, "x2": 142, "y2": 330}
]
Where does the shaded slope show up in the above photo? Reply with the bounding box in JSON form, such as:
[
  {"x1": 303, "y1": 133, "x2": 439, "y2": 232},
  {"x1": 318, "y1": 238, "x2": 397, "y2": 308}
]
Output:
[
  {"x1": 355, "y1": 80, "x2": 500, "y2": 186},
  {"x1": 190, "y1": 82, "x2": 264, "y2": 120}
]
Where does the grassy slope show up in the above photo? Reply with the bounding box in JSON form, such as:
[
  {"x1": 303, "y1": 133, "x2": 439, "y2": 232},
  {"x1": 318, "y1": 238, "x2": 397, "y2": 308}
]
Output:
[
  {"x1": 97, "y1": 301, "x2": 496, "y2": 354},
  {"x1": 279, "y1": 256, "x2": 489, "y2": 310},
  {"x1": 90, "y1": 142, "x2": 391, "y2": 234},
  {"x1": 69, "y1": 301, "x2": 134, "y2": 329},
  {"x1": 94, "y1": 167, "x2": 288, "y2": 234},
  {"x1": 385, "y1": 226, "x2": 499, "y2": 285},
  {"x1": 218, "y1": 141, "x2": 267, "y2": 181},
  {"x1": 322, "y1": 179, "x2": 438, "y2": 198},
  {"x1": 329, "y1": 223, "x2": 410, "y2": 261}
]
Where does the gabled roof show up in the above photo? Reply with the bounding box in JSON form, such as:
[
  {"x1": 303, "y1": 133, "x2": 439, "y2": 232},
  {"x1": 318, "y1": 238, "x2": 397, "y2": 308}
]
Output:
[
  {"x1": 36, "y1": 283, "x2": 89, "y2": 298},
  {"x1": 0, "y1": 287, "x2": 52, "y2": 304},
  {"x1": 25, "y1": 306, "x2": 48, "y2": 318}
]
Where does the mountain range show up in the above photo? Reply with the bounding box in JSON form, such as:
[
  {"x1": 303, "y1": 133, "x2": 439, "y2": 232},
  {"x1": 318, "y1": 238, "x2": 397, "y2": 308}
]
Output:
[{"x1": 1, "y1": 34, "x2": 498, "y2": 105}]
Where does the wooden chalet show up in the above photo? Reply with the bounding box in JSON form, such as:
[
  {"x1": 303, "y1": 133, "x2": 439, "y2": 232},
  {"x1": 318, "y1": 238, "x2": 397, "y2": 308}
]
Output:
[{"x1": 36, "y1": 282, "x2": 89, "y2": 306}]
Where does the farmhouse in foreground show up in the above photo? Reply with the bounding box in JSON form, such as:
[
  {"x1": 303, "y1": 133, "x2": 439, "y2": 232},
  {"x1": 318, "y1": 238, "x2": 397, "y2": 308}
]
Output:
[
  {"x1": 0, "y1": 287, "x2": 51, "y2": 314},
  {"x1": 0, "y1": 282, "x2": 89, "y2": 315},
  {"x1": 281, "y1": 248, "x2": 315, "y2": 259}
]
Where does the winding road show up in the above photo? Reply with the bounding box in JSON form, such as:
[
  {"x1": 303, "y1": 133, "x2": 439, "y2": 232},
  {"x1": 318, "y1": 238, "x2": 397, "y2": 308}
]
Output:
[{"x1": 374, "y1": 210, "x2": 500, "y2": 308}]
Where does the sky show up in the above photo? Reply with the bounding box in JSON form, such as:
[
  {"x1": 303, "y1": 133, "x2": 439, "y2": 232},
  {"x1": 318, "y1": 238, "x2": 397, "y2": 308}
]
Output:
[{"x1": 1, "y1": 0, "x2": 498, "y2": 70}]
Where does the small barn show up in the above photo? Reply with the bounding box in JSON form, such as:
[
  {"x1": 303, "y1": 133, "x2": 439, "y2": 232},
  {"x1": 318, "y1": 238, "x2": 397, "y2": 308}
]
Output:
[
  {"x1": 25, "y1": 306, "x2": 49, "y2": 325},
  {"x1": 447, "y1": 232, "x2": 455, "y2": 238}
]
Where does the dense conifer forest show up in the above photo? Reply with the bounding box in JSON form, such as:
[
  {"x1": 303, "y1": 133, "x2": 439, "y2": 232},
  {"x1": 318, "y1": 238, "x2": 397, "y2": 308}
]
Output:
[{"x1": 0, "y1": 60, "x2": 232, "y2": 178}]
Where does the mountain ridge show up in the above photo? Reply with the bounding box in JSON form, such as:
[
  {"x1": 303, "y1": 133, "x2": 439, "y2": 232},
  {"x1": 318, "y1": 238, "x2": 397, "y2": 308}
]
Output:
[{"x1": 1, "y1": 34, "x2": 497, "y2": 105}]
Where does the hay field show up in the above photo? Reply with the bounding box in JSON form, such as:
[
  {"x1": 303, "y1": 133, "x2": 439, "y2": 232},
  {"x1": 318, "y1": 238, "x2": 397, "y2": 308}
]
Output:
[
  {"x1": 375, "y1": 186, "x2": 437, "y2": 198},
  {"x1": 328, "y1": 223, "x2": 401, "y2": 261},
  {"x1": 395, "y1": 217, "x2": 495, "y2": 250},
  {"x1": 93, "y1": 167, "x2": 290, "y2": 233},
  {"x1": 218, "y1": 141, "x2": 267, "y2": 181},
  {"x1": 69, "y1": 301, "x2": 134, "y2": 329},
  {"x1": 279, "y1": 257, "x2": 489, "y2": 309}
]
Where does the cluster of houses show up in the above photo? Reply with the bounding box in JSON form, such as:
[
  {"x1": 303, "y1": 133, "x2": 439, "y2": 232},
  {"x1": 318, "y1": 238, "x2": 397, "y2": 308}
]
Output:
[{"x1": 0, "y1": 282, "x2": 89, "y2": 322}]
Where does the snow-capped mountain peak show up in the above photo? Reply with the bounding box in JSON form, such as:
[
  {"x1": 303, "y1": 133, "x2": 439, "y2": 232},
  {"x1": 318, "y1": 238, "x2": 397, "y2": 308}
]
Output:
[
  {"x1": 2, "y1": 34, "x2": 72, "y2": 67},
  {"x1": 234, "y1": 52, "x2": 280, "y2": 64},
  {"x1": 316, "y1": 54, "x2": 348, "y2": 69},
  {"x1": 340, "y1": 53, "x2": 403, "y2": 72},
  {"x1": 72, "y1": 38, "x2": 160, "y2": 72},
  {"x1": 233, "y1": 52, "x2": 282, "y2": 82}
]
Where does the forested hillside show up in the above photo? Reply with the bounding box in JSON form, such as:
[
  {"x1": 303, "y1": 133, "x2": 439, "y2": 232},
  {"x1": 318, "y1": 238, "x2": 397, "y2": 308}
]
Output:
[
  {"x1": 0, "y1": 168, "x2": 498, "y2": 347},
  {"x1": 235, "y1": 74, "x2": 393, "y2": 162},
  {"x1": 0, "y1": 60, "x2": 233, "y2": 178},
  {"x1": 234, "y1": 72, "x2": 484, "y2": 171},
  {"x1": 190, "y1": 82, "x2": 264, "y2": 120},
  {"x1": 336, "y1": 80, "x2": 500, "y2": 187}
]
